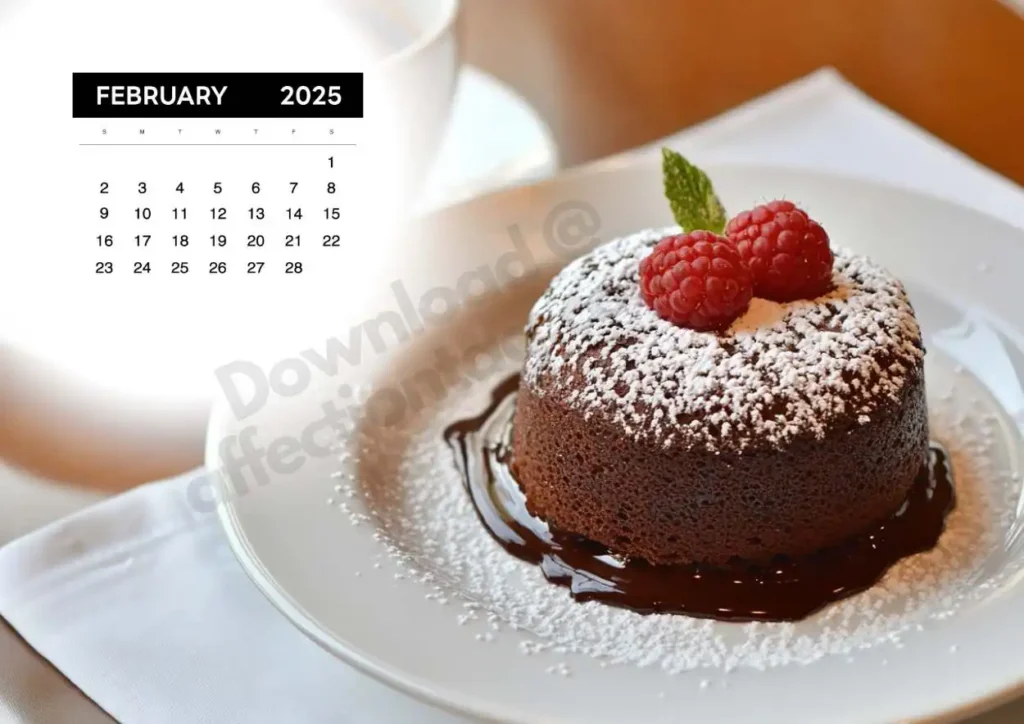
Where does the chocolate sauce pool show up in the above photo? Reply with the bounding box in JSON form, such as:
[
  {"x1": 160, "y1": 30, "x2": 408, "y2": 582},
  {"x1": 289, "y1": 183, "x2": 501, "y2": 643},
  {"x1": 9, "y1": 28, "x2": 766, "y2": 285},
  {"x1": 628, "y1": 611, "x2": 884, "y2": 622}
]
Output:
[{"x1": 444, "y1": 375, "x2": 955, "y2": 622}]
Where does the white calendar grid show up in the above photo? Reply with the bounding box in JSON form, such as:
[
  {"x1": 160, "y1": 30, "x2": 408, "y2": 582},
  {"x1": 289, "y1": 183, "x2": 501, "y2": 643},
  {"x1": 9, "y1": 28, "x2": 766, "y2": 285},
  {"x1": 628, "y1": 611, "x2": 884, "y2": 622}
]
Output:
[
  {"x1": 44, "y1": 117, "x2": 401, "y2": 383},
  {"x1": 83, "y1": 146, "x2": 356, "y2": 278},
  {"x1": 77, "y1": 118, "x2": 367, "y2": 285}
]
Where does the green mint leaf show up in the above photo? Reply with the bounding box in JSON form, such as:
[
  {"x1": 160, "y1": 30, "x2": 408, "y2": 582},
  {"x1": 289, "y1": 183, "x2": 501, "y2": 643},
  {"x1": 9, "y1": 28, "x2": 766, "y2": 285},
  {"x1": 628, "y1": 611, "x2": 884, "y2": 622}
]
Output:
[{"x1": 661, "y1": 148, "x2": 726, "y2": 234}]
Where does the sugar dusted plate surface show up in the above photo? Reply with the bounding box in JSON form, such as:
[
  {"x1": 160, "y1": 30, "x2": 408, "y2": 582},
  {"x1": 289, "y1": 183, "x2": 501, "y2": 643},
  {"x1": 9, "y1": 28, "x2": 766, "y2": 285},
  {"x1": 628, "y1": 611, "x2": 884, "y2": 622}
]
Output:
[{"x1": 207, "y1": 162, "x2": 1024, "y2": 724}]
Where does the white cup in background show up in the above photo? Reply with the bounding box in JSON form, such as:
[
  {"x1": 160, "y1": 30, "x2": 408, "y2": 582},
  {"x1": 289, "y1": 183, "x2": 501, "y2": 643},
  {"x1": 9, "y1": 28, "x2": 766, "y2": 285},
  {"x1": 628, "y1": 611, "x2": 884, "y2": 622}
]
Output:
[{"x1": 342, "y1": 0, "x2": 462, "y2": 204}]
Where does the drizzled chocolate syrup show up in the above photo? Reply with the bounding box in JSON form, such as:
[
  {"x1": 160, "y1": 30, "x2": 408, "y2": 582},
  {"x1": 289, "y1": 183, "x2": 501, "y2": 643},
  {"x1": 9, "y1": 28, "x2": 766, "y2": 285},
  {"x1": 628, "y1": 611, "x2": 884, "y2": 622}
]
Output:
[{"x1": 444, "y1": 375, "x2": 955, "y2": 622}]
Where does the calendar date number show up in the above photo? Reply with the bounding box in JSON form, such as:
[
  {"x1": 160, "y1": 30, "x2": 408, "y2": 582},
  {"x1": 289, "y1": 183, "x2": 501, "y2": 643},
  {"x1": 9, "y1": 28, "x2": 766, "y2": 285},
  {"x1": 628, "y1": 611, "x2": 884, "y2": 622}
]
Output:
[{"x1": 280, "y1": 86, "x2": 342, "y2": 106}]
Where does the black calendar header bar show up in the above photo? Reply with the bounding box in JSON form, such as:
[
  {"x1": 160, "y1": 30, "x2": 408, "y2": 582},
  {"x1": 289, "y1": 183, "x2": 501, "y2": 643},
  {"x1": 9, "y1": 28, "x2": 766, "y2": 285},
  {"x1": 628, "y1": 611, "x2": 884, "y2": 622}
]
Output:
[{"x1": 72, "y1": 73, "x2": 364, "y2": 118}]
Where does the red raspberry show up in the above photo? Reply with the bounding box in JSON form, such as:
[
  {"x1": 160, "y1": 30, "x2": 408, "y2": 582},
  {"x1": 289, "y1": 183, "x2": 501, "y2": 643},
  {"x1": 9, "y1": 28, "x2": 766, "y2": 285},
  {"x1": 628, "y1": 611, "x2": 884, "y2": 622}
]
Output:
[
  {"x1": 725, "y1": 200, "x2": 833, "y2": 302},
  {"x1": 638, "y1": 230, "x2": 753, "y2": 331}
]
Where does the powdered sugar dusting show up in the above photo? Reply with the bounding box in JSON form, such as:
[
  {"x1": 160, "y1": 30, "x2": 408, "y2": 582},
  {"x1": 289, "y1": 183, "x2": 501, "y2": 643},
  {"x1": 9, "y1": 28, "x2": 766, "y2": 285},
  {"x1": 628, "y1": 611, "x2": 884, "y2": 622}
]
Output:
[
  {"x1": 334, "y1": 338, "x2": 1022, "y2": 674},
  {"x1": 522, "y1": 227, "x2": 924, "y2": 451}
]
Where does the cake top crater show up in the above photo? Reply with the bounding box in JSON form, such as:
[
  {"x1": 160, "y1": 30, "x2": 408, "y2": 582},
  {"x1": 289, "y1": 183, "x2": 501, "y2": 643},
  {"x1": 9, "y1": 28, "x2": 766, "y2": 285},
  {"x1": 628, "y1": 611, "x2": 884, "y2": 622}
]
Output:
[{"x1": 522, "y1": 226, "x2": 924, "y2": 452}]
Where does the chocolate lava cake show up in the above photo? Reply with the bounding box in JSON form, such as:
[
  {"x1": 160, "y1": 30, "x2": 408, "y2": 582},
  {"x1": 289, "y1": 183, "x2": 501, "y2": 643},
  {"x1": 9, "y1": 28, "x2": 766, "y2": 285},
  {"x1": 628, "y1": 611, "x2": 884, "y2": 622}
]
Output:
[{"x1": 511, "y1": 229, "x2": 928, "y2": 566}]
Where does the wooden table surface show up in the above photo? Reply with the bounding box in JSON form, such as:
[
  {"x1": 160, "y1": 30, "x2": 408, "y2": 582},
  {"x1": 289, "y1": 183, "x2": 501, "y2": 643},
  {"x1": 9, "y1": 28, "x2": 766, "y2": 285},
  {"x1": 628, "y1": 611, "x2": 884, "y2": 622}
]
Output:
[
  {"x1": 465, "y1": 0, "x2": 1024, "y2": 182},
  {"x1": 2, "y1": 0, "x2": 1023, "y2": 490}
]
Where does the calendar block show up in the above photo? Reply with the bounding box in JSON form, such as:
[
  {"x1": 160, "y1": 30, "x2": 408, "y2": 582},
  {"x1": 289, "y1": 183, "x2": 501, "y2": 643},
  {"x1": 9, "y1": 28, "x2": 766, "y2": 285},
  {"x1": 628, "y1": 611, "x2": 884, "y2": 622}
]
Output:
[{"x1": 74, "y1": 73, "x2": 368, "y2": 285}]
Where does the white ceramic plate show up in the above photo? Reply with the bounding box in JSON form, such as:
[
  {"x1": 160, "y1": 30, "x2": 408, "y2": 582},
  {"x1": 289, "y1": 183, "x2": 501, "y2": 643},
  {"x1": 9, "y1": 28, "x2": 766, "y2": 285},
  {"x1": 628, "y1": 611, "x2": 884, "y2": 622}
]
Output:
[{"x1": 207, "y1": 161, "x2": 1024, "y2": 724}]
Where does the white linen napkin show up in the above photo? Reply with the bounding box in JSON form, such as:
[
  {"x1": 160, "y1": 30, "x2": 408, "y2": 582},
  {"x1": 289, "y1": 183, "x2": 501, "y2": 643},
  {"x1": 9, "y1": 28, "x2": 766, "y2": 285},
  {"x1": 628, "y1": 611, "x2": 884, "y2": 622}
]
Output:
[{"x1": 2, "y1": 68, "x2": 1023, "y2": 724}]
